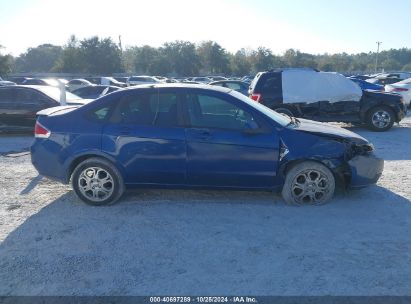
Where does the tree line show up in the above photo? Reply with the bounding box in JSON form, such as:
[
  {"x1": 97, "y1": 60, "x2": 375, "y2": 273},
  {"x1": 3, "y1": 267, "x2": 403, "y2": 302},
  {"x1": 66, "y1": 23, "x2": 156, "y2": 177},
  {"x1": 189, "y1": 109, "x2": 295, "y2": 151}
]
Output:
[{"x1": 2, "y1": 35, "x2": 411, "y2": 77}]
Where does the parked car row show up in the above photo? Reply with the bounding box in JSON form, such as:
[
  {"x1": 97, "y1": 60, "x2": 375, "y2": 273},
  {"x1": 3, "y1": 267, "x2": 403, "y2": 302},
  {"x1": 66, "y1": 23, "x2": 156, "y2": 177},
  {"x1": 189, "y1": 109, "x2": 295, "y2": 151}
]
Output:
[{"x1": 350, "y1": 72, "x2": 411, "y2": 108}]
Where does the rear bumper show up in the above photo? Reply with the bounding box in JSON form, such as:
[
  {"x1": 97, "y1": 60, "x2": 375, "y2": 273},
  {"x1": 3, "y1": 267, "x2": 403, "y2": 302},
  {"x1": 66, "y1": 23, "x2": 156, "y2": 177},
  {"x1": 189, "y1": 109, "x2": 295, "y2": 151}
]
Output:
[
  {"x1": 31, "y1": 139, "x2": 67, "y2": 183},
  {"x1": 348, "y1": 154, "x2": 384, "y2": 189}
]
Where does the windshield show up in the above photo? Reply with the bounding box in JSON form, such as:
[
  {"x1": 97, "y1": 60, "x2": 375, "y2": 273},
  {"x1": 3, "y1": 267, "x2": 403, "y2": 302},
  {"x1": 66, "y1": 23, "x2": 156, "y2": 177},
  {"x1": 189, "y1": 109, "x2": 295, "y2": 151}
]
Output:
[
  {"x1": 36, "y1": 86, "x2": 82, "y2": 102},
  {"x1": 229, "y1": 90, "x2": 291, "y2": 127}
]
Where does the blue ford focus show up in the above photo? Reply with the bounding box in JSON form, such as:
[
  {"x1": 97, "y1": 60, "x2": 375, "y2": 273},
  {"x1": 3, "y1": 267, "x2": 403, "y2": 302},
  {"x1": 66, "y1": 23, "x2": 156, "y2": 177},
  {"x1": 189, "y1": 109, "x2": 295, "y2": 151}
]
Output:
[{"x1": 31, "y1": 84, "x2": 383, "y2": 206}]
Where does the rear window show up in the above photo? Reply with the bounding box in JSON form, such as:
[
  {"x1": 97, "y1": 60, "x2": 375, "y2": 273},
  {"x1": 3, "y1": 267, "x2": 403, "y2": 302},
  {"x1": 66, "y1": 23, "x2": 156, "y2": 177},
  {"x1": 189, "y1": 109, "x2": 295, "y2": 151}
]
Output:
[
  {"x1": 250, "y1": 72, "x2": 283, "y2": 94},
  {"x1": 260, "y1": 73, "x2": 282, "y2": 92}
]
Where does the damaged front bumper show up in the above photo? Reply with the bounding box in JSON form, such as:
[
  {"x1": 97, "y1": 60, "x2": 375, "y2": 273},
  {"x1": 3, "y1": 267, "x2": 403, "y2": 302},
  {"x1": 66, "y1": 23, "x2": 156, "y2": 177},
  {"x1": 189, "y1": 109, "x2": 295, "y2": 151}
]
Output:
[{"x1": 348, "y1": 154, "x2": 384, "y2": 189}]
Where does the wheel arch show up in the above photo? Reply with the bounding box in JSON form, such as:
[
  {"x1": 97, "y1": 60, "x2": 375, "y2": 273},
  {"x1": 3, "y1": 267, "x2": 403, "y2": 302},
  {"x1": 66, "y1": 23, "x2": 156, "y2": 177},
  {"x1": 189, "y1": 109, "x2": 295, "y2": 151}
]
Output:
[
  {"x1": 65, "y1": 151, "x2": 125, "y2": 183},
  {"x1": 279, "y1": 157, "x2": 349, "y2": 189}
]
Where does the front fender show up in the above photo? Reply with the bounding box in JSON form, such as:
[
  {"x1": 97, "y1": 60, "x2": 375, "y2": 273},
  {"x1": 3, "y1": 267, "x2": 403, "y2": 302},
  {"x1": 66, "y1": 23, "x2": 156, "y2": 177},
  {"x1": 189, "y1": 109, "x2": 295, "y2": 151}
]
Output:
[{"x1": 278, "y1": 128, "x2": 350, "y2": 185}]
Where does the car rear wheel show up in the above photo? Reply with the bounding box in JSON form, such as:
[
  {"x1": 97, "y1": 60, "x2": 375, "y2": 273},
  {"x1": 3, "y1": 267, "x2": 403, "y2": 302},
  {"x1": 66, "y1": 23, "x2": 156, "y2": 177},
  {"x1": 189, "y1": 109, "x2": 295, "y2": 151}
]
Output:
[
  {"x1": 366, "y1": 106, "x2": 395, "y2": 132},
  {"x1": 281, "y1": 161, "x2": 335, "y2": 206},
  {"x1": 72, "y1": 157, "x2": 124, "y2": 206}
]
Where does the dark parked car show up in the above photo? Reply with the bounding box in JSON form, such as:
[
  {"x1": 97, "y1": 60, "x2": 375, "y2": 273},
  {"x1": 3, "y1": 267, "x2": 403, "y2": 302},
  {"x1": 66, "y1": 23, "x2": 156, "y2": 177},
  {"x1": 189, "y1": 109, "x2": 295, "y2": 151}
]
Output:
[
  {"x1": 0, "y1": 85, "x2": 87, "y2": 132},
  {"x1": 6, "y1": 77, "x2": 31, "y2": 84},
  {"x1": 209, "y1": 80, "x2": 249, "y2": 95},
  {"x1": 249, "y1": 69, "x2": 407, "y2": 131},
  {"x1": 22, "y1": 78, "x2": 61, "y2": 87},
  {"x1": 72, "y1": 85, "x2": 120, "y2": 99},
  {"x1": 0, "y1": 77, "x2": 16, "y2": 86},
  {"x1": 113, "y1": 77, "x2": 129, "y2": 83},
  {"x1": 31, "y1": 84, "x2": 383, "y2": 206}
]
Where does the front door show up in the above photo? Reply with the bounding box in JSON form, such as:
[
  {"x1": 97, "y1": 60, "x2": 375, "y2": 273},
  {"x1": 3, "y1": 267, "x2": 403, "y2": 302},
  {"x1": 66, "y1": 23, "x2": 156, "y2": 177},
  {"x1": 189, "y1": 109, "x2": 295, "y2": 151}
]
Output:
[{"x1": 183, "y1": 91, "x2": 280, "y2": 189}]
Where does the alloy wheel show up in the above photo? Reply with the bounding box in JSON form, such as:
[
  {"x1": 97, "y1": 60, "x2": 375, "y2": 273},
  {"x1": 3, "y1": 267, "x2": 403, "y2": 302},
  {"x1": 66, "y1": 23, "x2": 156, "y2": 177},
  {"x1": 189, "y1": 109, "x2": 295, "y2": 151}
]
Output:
[{"x1": 78, "y1": 167, "x2": 114, "y2": 202}]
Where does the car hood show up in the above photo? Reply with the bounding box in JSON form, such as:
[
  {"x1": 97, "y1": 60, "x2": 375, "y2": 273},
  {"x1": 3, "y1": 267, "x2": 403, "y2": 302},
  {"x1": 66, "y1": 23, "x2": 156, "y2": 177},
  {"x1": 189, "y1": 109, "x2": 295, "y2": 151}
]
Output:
[{"x1": 294, "y1": 118, "x2": 369, "y2": 144}]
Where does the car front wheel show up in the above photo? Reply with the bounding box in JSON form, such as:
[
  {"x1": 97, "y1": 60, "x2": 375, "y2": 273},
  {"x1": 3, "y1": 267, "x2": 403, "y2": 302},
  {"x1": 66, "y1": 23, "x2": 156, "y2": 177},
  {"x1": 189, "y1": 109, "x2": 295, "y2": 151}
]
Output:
[
  {"x1": 72, "y1": 157, "x2": 125, "y2": 206},
  {"x1": 281, "y1": 161, "x2": 335, "y2": 206},
  {"x1": 366, "y1": 106, "x2": 395, "y2": 132}
]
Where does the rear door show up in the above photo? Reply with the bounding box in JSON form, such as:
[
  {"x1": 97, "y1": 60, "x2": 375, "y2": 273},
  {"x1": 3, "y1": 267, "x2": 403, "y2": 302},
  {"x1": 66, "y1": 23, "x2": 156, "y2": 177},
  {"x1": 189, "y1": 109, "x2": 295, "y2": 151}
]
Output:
[
  {"x1": 102, "y1": 89, "x2": 187, "y2": 185},
  {"x1": 183, "y1": 90, "x2": 280, "y2": 188}
]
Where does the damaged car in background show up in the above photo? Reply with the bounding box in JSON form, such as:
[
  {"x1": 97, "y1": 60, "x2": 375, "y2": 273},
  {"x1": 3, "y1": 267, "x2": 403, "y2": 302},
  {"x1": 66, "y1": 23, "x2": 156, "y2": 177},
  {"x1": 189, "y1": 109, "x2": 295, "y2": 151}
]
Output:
[
  {"x1": 249, "y1": 68, "x2": 407, "y2": 131},
  {"x1": 31, "y1": 84, "x2": 383, "y2": 206}
]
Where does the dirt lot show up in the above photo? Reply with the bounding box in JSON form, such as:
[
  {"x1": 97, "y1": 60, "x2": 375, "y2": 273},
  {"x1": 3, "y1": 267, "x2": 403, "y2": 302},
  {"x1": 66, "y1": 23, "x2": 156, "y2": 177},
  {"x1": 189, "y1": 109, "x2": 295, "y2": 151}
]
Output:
[{"x1": 0, "y1": 116, "x2": 411, "y2": 296}]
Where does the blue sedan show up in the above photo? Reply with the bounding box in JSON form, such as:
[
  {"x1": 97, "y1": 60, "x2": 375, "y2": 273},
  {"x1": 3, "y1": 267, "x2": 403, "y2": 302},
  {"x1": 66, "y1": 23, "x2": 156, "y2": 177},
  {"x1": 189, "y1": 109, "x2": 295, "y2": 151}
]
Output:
[
  {"x1": 31, "y1": 84, "x2": 383, "y2": 206},
  {"x1": 348, "y1": 77, "x2": 384, "y2": 91}
]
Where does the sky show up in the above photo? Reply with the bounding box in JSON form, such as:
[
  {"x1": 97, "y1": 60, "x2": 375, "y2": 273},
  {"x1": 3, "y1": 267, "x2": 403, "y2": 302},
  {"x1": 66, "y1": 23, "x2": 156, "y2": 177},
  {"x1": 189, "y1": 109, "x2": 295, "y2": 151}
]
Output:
[{"x1": 0, "y1": 0, "x2": 410, "y2": 56}]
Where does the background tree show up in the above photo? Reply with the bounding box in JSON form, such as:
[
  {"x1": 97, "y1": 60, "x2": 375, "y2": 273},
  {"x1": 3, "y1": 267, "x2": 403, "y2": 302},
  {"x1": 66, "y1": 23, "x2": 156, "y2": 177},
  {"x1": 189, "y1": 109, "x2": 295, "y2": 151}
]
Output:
[
  {"x1": 14, "y1": 44, "x2": 62, "y2": 73},
  {"x1": 0, "y1": 45, "x2": 14, "y2": 76},
  {"x1": 79, "y1": 36, "x2": 123, "y2": 74},
  {"x1": 197, "y1": 41, "x2": 230, "y2": 75},
  {"x1": 53, "y1": 35, "x2": 84, "y2": 73},
  {"x1": 162, "y1": 41, "x2": 200, "y2": 76},
  {"x1": 6, "y1": 35, "x2": 411, "y2": 76},
  {"x1": 230, "y1": 49, "x2": 252, "y2": 76},
  {"x1": 250, "y1": 47, "x2": 275, "y2": 73}
]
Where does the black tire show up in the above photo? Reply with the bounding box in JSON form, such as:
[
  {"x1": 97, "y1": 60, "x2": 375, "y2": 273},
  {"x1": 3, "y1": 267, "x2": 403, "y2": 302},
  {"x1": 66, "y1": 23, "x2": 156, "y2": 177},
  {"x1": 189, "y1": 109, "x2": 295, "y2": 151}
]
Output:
[
  {"x1": 71, "y1": 157, "x2": 125, "y2": 206},
  {"x1": 272, "y1": 107, "x2": 295, "y2": 117},
  {"x1": 365, "y1": 106, "x2": 395, "y2": 132},
  {"x1": 281, "y1": 161, "x2": 335, "y2": 206}
]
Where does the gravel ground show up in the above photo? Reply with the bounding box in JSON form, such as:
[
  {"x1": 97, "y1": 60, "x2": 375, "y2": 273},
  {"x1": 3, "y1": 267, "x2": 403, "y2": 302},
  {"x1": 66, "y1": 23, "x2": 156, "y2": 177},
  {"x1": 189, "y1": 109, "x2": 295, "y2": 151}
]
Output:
[{"x1": 0, "y1": 116, "x2": 410, "y2": 296}]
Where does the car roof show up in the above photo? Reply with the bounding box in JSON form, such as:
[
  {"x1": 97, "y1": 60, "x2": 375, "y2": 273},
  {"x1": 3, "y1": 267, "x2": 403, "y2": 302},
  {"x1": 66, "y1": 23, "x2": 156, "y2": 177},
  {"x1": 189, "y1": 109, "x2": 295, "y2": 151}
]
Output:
[
  {"x1": 69, "y1": 78, "x2": 91, "y2": 82},
  {"x1": 263, "y1": 68, "x2": 319, "y2": 74},
  {"x1": 123, "y1": 83, "x2": 231, "y2": 93}
]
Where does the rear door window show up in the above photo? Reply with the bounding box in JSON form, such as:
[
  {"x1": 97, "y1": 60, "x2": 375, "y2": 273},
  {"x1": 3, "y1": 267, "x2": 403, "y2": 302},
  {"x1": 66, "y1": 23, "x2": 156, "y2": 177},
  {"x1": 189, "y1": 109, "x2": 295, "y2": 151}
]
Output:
[
  {"x1": 151, "y1": 93, "x2": 179, "y2": 127},
  {"x1": 112, "y1": 91, "x2": 180, "y2": 127}
]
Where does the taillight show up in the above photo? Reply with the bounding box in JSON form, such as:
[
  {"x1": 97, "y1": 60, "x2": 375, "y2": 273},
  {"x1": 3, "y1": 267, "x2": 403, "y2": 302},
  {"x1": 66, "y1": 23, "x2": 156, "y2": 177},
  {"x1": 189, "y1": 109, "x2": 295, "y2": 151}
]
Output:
[
  {"x1": 250, "y1": 93, "x2": 261, "y2": 102},
  {"x1": 393, "y1": 88, "x2": 409, "y2": 92},
  {"x1": 34, "y1": 122, "x2": 50, "y2": 138}
]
